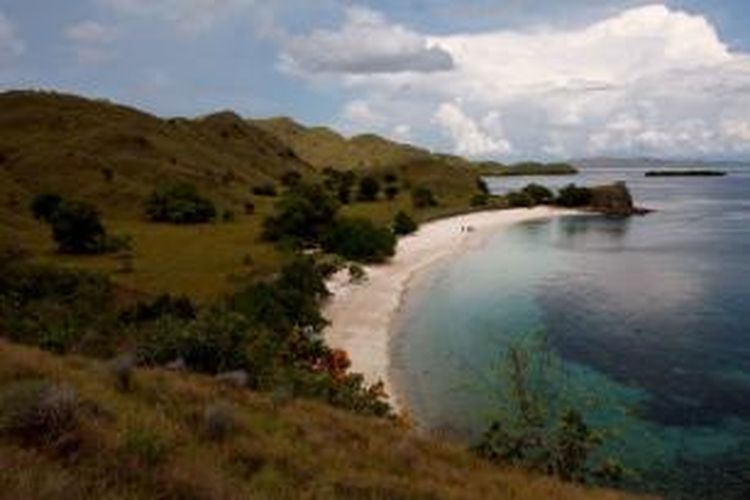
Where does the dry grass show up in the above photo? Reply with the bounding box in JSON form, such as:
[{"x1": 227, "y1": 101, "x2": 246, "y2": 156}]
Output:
[{"x1": 0, "y1": 340, "x2": 645, "y2": 500}]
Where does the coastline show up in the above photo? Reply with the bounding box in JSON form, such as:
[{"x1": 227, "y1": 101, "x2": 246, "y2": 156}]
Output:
[{"x1": 322, "y1": 206, "x2": 580, "y2": 414}]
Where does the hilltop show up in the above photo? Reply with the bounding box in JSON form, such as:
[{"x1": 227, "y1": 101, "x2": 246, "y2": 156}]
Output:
[{"x1": 250, "y1": 116, "x2": 439, "y2": 171}]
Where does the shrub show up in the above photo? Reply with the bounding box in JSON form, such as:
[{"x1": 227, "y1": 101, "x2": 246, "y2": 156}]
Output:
[
  {"x1": 30, "y1": 193, "x2": 63, "y2": 222},
  {"x1": 522, "y1": 183, "x2": 554, "y2": 205},
  {"x1": 384, "y1": 185, "x2": 399, "y2": 200},
  {"x1": 50, "y1": 200, "x2": 108, "y2": 254},
  {"x1": 471, "y1": 193, "x2": 490, "y2": 207},
  {"x1": 411, "y1": 186, "x2": 438, "y2": 208},
  {"x1": 357, "y1": 176, "x2": 381, "y2": 201},
  {"x1": 392, "y1": 211, "x2": 418, "y2": 236},
  {"x1": 280, "y1": 170, "x2": 302, "y2": 188},
  {"x1": 505, "y1": 191, "x2": 535, "y2": 208},
  {"x1": 556, "y1": 184, "x2": 593, "y2": 207},
  {"x1": 384, "y1": 172, "x2": 398, "y2": 184},
  {"x1": 221, "y1": 209, "x2": 235, "y2": 223},
  {"x1": 262, "y1": 183, "x2": 340, "y2": 245},
  {"x1": 121, "y1": 294, "x2": 196, "y2": 324},
  {"x1": 243, "y1": 201, "x2": 256, "y2": 215},
  {"x1": 203, "y1": 402, "x2": 236, "y2": 442},
  {"x1": 251, "y1": 183, "x2": 278, "y2": 197},
  {"x1": 348, "y1": 264, "x2": 367, "y2": 283},
  {"x1": 144, "y1": 182, "x2": 216, "y2": 224},
  {"x1": 0, "y1": 380, "x2": 80, "y2": 448},
  {"x1": 321, "y1": 217, "x2": 396, "y2": 263}
]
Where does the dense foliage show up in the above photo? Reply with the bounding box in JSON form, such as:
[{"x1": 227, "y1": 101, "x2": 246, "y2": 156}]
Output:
[
  {"x1": 0, "y1": 255, "x2": 390, "y2": 417},
  {"x1": 357, "y1": 175, "x2": 381, "y2": 201},
  {"x1": 556, "y1": 184, "x2": 593, "y2": 208},
  {"x1": 411, "y1": 186, "x2": 438, "y2": 208},
  {"x1": 144, "y1": 182, "x2": 217, "y2": 224},
  {"x1": 262, "y1": 182, "x2": 340, "y2": 246},
  {"x1": 321, "y1": 217, "x2": 396, "y2": 263},
  {"x1": 392, "y1": 210, "x2": 418, "y2": 236}
]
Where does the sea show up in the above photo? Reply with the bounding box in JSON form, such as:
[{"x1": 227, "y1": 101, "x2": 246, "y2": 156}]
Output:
[{"x1": 392, "y1": 163, "x2": 750, "y2": 498}]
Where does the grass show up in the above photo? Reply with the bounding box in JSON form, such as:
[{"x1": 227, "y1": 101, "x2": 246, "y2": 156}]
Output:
[{"x1": 0, "y1": 339, "x2": 642, "y2": 500}]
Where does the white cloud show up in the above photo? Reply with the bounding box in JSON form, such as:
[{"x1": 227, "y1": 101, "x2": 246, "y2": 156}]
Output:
[
  {"x1": 65, "y1": 21, "x2": 118, "y2": 44},
  {"x1": 99, "y1": 0, "x2": 257, "y2": 33},
  {"x1": 65, "y1": 21, "x2": 119, "y2": 64},
  {"x1": 434, "y1": 102, "x2": 512, "y2": 157},
  {"x1": 301, "y1": 4, "x2": 750, "y2": 159},
  {"x1": 0, "y1": 12, "x2": 24, "y2": 66},
  {"x1": 281, "y1": 6, "x2": 453, "y2": 75}
]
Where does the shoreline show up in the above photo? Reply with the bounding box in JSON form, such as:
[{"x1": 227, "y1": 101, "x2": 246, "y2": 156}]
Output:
[{"x1": 322, "y1": 206, "x2": 580, "y2": 414}]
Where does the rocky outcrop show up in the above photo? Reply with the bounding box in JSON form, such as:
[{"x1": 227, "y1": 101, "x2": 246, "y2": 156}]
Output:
[{"x1": 589, "y1": 182, "x2": 648, "y2": 216}]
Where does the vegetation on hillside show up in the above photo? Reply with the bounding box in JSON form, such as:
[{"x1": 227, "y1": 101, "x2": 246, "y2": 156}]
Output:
[{"x1": 479, "y1": 161, "x2": 580, "y2": 176}]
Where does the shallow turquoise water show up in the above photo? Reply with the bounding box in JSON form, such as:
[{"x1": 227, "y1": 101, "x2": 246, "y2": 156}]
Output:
[{"x1": 393, "y1": 166, "x2": 750, "y2": 497}]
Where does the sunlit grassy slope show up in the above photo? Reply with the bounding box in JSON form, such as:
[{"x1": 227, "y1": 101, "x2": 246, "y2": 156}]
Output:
[
  {"x1": 0, "y1": 340, "x2": 641, "y2": 500},
  {"x1": 1, "y1": 91, "x2": 487, "y2": 299}
]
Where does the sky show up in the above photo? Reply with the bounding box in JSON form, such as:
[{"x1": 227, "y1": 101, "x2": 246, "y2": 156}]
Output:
[{"x1": 1, "y1": 0, "x2": 749, "y2": 161}]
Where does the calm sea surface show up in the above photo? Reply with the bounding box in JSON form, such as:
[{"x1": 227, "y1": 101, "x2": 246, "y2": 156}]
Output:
[{"x1": 393, "y1": 165, "x2": 750, "y2": 497}]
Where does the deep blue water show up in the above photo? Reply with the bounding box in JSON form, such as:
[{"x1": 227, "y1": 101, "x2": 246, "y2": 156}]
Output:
[{"x1": 393, "y1": 165, "x2": 750, "y2": 497}]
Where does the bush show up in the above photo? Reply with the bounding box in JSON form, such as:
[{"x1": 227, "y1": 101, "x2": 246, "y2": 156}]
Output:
[
  {"x1": 262, "y1": 183, "x2": 340, "y2": 246},
  {"x1": 384, "y1": 185, "x2": 399, "y2": 200},
  {"x1": 392, "y1": 211, "x2": 418, "y2": 236},
  {"x1": 135, "y1": 307, "x2": 251, "y2": 375},
  {"x1": 280, "y1": 171, "x2": 302, "y2": 188},
  {"x1": 243, "y1": 201, "x2": 255, "y2": 215},
  {"x1": 471, "y1": 193, "x2": 490, "y2": 207},
  {"x1": 31, "y1": 193, "x2": 63, "y2": 222},
  {"x1": 321, "y1": 217, "x2": 396, "y2": 263},
  {"x1": 251, "y1": 183, "x2": 278, "y2": 197},
  {"x1": 522, "y1": 183, "x2": 554, "y2": 205},
  {"x1": 506, "y1": 191, "x2": 535, "y2": 208},
  {"x1": 411, "y1": 186, "x2": 438, "y2": 208},
  {"x1": 221, "y1": 209, "x2": 235, "y2": 223},
  {"x1": 357, "y1": 176, "x2": 381, "y2": 201},
  {"x1": 556, "y1": 184, "x2": 593, "y2": 208},
  {"x1": 49, "y1": 200, "x2": 108, "y2": 254},
  {"x1": 144, "y1": 182, "x2": 216, "y2": 224},
  {"x1": 120, "y1": 294, "x2": 196, "y2": 324},
  {"x1": 0, "y1": 380, "x2": 80, "y2": 448}
]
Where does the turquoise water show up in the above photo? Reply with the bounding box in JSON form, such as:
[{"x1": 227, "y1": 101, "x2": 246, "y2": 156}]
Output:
[{"x1": 393, "y1": 165, "x2": 750, "y2": 497}]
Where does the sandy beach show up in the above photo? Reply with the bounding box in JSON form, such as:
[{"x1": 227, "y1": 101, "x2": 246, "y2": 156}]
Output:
[{"x1": 322, "y1": 206, "x2": 578, "y2": 412}]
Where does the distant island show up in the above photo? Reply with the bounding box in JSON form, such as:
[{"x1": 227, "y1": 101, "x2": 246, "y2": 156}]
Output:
[
  {"x1": 644, "y1": 170, "x2": 727, "y2": 177},
  {"x1": 478, "y1": 161, "x2": 579, "y2": 176}
]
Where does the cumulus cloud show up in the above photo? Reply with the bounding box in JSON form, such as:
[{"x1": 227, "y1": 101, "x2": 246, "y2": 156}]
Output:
[
  {"x1": 65, "y1": 21, "x2": 119, "y2": 64},
  {"x1": 434, "y1": 102, "x2": 512, "y2": 156},
  {"x1": 309, "y1": 4, "x2": 750, "y2": 159},
  {"x1": 99, "y1": 0, "x2": 257, "y2": 33},
  {"x1": 0, "y1": 12, "x2": 24, "y2": 66},
  {"x1": 281, "y1": 6, "x2": 454, "y2": 75}
]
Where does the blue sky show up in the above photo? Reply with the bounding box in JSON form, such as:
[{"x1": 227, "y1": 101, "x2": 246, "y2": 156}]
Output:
[{"x1": 1, "y1": 0, "x2": 749, "y2": 160}]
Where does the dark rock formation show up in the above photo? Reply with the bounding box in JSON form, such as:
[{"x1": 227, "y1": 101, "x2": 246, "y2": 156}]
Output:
[{"x1": 588, "y1": 182, "x2": 649, "y2": 216}]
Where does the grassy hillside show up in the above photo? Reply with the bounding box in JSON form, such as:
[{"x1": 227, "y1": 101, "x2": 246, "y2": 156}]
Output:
[
  {"x1": 251, "y1": 117, "x2": 436, "y2": 171},
  {"x1": 0, "y1": 340, "x2": 638, "y2": 500},
  {"x1": 0, "y1": 91, "x2": 488, "y2": 299}
]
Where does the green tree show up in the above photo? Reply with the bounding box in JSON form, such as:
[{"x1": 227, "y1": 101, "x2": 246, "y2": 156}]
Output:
[
  {"x1": 357, "y1": 176, "x2": 381, "y2": 201},
  {"x1": 392, "y1": 211, "x2": 418, "y2": 236},
  {"x1": 50, "y1": 201, "x2": 107, "y2": 254},
  {"x1": 411, "y1": 186, "x2": 438, "y2": 208},
  {"x1": 262, "y1": 183, "x2": 340, "y2": 245},
  {"x1": 144, "y1": 182, "x2": 216, "y2": 224},
  {"x1": 30, "y1": 193, "x2": 63, "y2": 222},
  {"x1": 321, "y1": 217, "x2": 396, "y2": 263},
  {"x1": 556, "y1": 184, "x2": 593, "y2": 208},
  {"x1": 522, "y1": 183, "x2": 554, "y2": 205}
]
